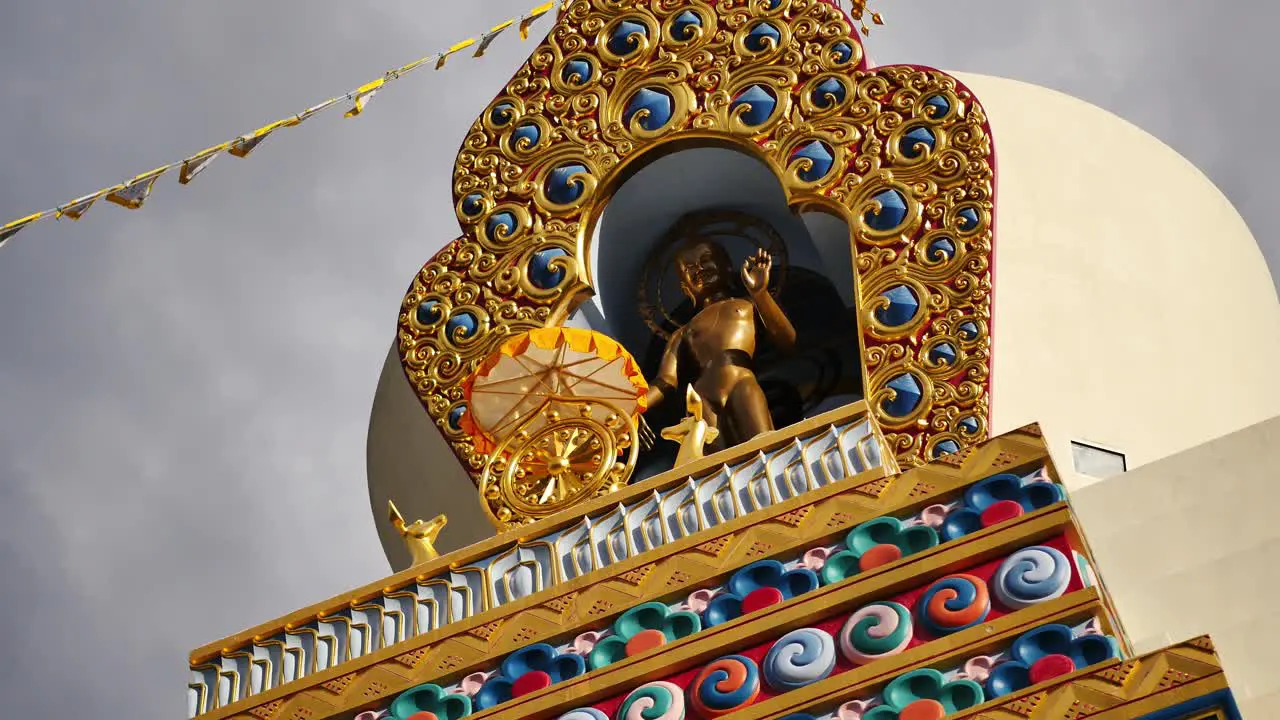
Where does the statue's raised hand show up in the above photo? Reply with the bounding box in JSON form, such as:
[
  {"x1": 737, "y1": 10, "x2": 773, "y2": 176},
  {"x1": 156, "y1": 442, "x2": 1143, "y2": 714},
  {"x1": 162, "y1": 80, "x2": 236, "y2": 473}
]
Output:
[{"x1": 741, "y1": 248, "x2": 772, "y2": 295}]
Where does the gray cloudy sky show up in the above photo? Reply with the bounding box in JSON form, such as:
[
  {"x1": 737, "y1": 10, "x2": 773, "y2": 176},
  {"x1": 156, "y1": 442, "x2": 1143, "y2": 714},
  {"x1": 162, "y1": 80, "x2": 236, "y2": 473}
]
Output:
[{"x1": 0, "y1": 2, "x2": 1275, "y2": 719}]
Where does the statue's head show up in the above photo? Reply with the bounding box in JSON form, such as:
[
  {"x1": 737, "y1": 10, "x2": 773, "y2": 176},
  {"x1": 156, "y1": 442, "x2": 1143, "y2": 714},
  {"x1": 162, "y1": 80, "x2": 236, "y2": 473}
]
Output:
[{"x1": 675, "y1": 239, "x2": 733, "y2": 305}]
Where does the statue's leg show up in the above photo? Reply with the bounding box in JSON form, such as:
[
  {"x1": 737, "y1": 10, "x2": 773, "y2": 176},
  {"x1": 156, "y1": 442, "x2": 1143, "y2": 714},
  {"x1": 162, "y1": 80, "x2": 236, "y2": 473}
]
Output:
[
  {"x1": 701, "y1": 401, "x2": 725, "y2": 452},
  {"x1": 726, "y1": 374, "x2": 774, "y2": 444}
]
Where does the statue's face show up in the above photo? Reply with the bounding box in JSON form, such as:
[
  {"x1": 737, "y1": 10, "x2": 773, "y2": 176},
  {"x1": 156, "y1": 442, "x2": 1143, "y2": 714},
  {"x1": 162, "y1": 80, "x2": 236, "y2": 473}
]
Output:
[{"x1": 675, "y1": 240, "x2": 732, "y2": 302}]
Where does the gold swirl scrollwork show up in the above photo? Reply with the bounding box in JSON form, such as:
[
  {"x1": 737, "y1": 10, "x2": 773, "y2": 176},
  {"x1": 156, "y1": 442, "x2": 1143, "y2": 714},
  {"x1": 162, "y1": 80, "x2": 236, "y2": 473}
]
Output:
[
  {"x1": 479, "y1": 400, "x2": 639, "y2": 530},
  {"x1": 398, "y1": 0, "x2": 997, "y2": 485}
]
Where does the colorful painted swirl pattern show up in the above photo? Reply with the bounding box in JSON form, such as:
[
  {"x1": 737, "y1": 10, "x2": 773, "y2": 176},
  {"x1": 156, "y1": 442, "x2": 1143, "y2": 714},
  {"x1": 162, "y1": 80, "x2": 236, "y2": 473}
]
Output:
[
  {"x1": 763, "y1": 628, "x2": 837, "y2": 691},
  {"x1": 919, "y1": 574, "x2": 991, "y2": 636},
  {"x1": 617, "y1": 681, "x2": 685, "y2": 720},
  {"x1": 839, "y1": 601, "x2": 914, "y2": 665},
  {"x1": 690, "y1": 655, "x2": 761, "y2": 718},
  {"x1": 993, "y1": 546, "x2": 1071, "y2": 609}
]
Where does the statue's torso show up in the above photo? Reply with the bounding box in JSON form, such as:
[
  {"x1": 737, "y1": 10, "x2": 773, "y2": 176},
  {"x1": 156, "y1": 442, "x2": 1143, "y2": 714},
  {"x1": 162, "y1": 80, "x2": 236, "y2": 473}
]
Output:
[{"x1": 680, "y1": 298, "x2": 757, "y2": 410}]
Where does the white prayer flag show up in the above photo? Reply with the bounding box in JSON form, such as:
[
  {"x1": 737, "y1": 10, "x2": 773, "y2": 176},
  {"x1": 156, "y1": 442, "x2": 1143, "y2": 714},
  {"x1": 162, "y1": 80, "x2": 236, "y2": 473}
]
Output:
[
  {"x1": 57, "y1": 188, "x2": 115, "y2": 221},
  {"x1": 0, "y1": 212, "x2": 42, "y2": 248},
  {"x1": 106, "y1": 166, "x2": 169, "y2": 209},
  {"x1": 179, "y1": 145, "x2": 225, "y2": 185},
  {"x1": 475, "y1": 21, "x2": 513, "y2": 57}
]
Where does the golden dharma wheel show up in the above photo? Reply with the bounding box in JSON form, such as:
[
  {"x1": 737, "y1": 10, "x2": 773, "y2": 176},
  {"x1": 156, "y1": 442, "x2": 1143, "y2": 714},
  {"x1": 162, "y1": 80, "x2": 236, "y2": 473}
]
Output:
[{"x1": 480, "y1": 400, "x2": 638, "y2": 529}]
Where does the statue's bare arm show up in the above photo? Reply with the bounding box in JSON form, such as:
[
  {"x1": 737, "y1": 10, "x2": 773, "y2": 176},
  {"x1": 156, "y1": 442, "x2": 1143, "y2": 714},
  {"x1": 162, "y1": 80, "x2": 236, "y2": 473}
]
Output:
[
  {"x1": 741, "y1": 249, "x2": 797, "y2": 352},
  {"x1": 644, "y1": 329, "x2": 682, "y2": 409}
]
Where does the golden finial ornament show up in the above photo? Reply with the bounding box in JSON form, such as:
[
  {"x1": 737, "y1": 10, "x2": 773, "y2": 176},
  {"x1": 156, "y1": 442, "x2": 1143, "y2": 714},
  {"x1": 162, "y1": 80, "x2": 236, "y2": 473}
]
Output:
[
  {"x1": 387, "y1": 500, "x2": 448, "y2": 566},
  {"x1": 847, "y1": 0, "x2": 885, "y2": 35},
  {"x1": 661, "y1": 386, "x2": 720, "y2": 468}
]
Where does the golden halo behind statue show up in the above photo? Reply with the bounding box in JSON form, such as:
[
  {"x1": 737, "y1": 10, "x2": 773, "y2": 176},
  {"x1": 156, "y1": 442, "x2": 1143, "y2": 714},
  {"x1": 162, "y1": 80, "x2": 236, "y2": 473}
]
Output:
[{"x1": 638, "y1": 209, "x2": 789, "y2": 339}]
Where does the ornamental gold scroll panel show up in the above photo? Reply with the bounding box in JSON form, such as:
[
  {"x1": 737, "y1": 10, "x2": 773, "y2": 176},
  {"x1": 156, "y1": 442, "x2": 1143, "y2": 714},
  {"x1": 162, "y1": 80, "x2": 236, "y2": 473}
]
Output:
[{"x1": 397, "y1": 0, "x2": 996, "y2": 492}]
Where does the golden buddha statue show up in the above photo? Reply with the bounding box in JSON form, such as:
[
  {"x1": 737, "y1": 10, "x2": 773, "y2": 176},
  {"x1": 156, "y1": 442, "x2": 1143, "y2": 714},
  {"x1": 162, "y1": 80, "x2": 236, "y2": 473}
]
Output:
[{"x1": 643, "y1": 240, "x2": 796, "y2": 450}]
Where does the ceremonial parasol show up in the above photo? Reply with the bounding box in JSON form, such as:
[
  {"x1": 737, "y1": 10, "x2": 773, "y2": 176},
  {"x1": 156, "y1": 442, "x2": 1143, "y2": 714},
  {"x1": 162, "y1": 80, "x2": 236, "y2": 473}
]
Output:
[
  {"x1": 462, "y1": 327, "x2": 648, "y2": 451},
  {"x1": 461, "y1": 327, "x2": 650, "y2": 527}
]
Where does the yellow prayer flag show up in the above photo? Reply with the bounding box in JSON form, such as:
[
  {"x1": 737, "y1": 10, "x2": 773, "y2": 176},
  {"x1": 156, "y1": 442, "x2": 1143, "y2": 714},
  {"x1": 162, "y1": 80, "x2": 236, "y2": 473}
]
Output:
[
  {"x1": 105, "y1": 166, "x2": 170, "y2": 209},
  {"x1": 392, "y1": 57, "x2": 432, "y2": 77},
  {"x1": 57, "y1": 188, "x2": 117, "y2": 221},
  {"x1": 0, "y1": 211, "x2": 43, "y2": 247},
  {"x1": 520, "y1": 1, "x2": 555, "y2": 40},
  {"x1": 229, "y1": 119, "x2": 292, "y2": 158},
  {"x1": 435, "y1": 38, "x2": 477, "y2": 69},
  {"x1": 345, "y1": 78, "x2": 385, "y2": 118},
  {"x1": 294, "y1": 97, "x2": 341, "y2": 124},
  {"x1": 179, "y1": 144, "x2": 228, "y2": 185},
  {"x1": 475, "y1": 20, "x2": 513, "y2": 57}
]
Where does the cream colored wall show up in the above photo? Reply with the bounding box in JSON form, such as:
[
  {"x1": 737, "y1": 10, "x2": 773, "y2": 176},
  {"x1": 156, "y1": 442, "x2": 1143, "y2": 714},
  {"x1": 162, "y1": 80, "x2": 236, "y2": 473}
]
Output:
[
  {"x1": 1069, "y1": 416, "x2": 1280, "y2": 718},
  {"x1": 952, "y1": 73, "x2": 1280, "y2": 492},
  {"x1": 366, "y1": 72, "x2": 1280, "y2": 568}
]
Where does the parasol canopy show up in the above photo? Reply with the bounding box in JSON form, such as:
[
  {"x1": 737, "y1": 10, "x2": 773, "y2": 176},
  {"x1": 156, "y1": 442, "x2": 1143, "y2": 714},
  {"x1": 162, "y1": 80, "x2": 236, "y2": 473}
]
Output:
[{"x1": 462, "y1": 327, "x2": 648, "y2": 452}]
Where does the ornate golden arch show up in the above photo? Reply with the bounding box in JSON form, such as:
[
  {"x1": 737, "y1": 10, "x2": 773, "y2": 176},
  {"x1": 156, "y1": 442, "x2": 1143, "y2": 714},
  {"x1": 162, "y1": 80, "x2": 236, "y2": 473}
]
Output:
[{"x1": 398, "y1": 0, "x2": 995, "y2": 480}]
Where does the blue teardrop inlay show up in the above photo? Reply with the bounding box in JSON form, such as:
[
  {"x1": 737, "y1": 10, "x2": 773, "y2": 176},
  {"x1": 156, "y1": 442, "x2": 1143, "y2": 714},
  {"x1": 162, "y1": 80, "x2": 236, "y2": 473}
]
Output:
[
  {"x1": 490, "y1": 102, "x2": 516, "y2": 126},
  {"x1": 957, "y1": 207, "x2": 980, "y2": 231},
  {"x1": 608, "y1": 19, "x2": 648, "y2": 56},
  {"x1": 745, "y1": 22, "x2": 782, "y2": 52},
  {"x1": 929, "y1": 342, "x2": 957, "y2": 366},
  {"x1": 875, "y1": 285, "x2": 919, "y2": 327},
  {"x1": 811, "y1": 77, "x2": 846, "y2": 109},
  {"x1": 447, "y1": 311, "x2": 479, "y2": 340},
  {"x1": 486, "y1": 211, "x2": 517, "y2": 240},
  {"x1": 416, "y1": 300, "x2": 441, "y2": 326},
  {"x1": 623, "y1": 88, "x2": 674, "y2": 131},
  {"x1": 958, "y1": 416, "x2": 980, "y2": 435},
  {"x1": 529, "y1": 247, "x2": 570, "y2": 289},
  {"x1": 901, "y1": 126, "x2": 936, "y2": 158},
  {"x1": 562, "y1": 58, "x2": 593, "y2": 86},
  {"x1": 924, "y1": 94, "x2": 951, "y2": 118},
  {"x1": 958, "y1": 321, "x2": 980, "y2": 341},
  {"x1": 672, "y1": 11, "x2": 701, "y2": 40},
  {"x1": 545, "y1": 163, "x2": 590, "y2": 205},
  {"x1": 933, "y1": 439, "x2": 962, "y2": 459},
  {"x1": 731, "y1": 85, "x2": 777, "y2": 127},
  {"x1": 792, "y1": 140, "x2": 835, "y2": 182},
  {"x1": 882, "y1": 373, "x2": 924, "y2": 418},
  {"x1": 448, "y1": 405, "x2": 467, "y2": 430},
  {"x1": 461, "y1": 193, "x2": 485, "y2": 216},
  {"x1": 928, "y1": 237, "x2": 956, "y2": 262},
  {"x1": 512, "y1": 123, "x2": 541, "y2": 151},
  {"x1": 864, "y1": 189, "x2": 908, "y2": 231},
  {"x1": 831, "y1": 41, "x2": 854, "y2": 64}
]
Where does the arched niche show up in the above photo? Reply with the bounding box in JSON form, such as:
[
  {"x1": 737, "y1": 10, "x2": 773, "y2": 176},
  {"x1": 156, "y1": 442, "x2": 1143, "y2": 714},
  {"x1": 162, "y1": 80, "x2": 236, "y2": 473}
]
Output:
[
  {"x1": 572, "y1": 143, "x2": 863, "y2": 479},
  {"x1": 397, "y1": 0, "x2": 997, "y2": 498}
]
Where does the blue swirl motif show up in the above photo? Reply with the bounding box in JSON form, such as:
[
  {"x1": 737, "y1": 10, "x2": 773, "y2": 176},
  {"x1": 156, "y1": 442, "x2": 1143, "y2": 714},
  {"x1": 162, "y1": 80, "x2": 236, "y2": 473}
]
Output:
[
  {"x1": 702, "y1": 559, "x2": 819, "y2": 627},
  {"x1": 691, "y1": 655, "x2": 761, "y2": 717},
  {"x1": 762, "y1": 628, "x2": 837, "y2": 692},
  {"x1": 474, "y1": 643, "x2": 586, "y2": 710},
  {"x1": 941, "y1": 472, "x2": 1064, "y2": 541},
  {"x1": 993, "y1": 546, "x2": 1071, "y2": 610},
  {"x1": 918, "y1": 574, "x2": 990, "y2": 636},
  {"x1": 985, "y1": 623, "x2": 1120, "y2": 698},
  {"x1": 556, "y1": 710, "x2": 609, "y2": 720},
  {"x1": 618, "y1": 681, "x2": 685, "y2": 720}
]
